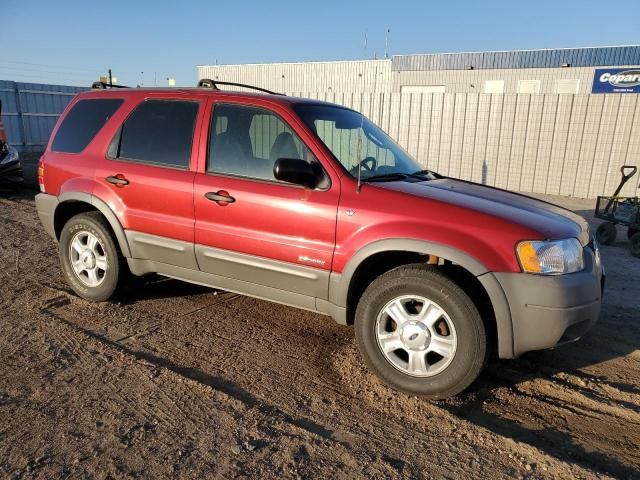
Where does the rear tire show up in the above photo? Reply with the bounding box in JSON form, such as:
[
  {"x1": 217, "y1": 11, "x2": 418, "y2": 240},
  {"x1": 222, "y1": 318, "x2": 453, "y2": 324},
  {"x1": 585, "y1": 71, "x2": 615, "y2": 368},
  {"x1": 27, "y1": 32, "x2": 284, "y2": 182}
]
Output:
[
  {"x1": 354, "y1": 264, "x2": 487, "y2": 399},
  {"x1": 629, "y1": 233, "x2": 640, "y2": 258},
  {"x1": 596, "y1": 221, "x2": 617, "y2": 246},
  {"x1": 59, "y1": 212, "x2": 129, "y2": 302}
]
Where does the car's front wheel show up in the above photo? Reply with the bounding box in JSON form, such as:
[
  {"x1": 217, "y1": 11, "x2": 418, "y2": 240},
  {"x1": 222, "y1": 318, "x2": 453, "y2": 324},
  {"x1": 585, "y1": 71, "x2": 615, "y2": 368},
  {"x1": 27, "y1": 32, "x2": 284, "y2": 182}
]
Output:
[
  {"x1": 354, "y1": 265, "x2": 487, "y2": 399},
  {"x1": 59, "y1": 212, "x2": 128, "y2": 301}
]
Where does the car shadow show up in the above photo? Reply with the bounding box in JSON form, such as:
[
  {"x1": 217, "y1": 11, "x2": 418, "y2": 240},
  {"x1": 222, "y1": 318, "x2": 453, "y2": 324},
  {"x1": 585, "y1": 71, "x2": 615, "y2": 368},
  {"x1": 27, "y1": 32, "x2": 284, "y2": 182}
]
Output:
[{"x1": 117, "y1": 276, "x2": 214, "y2": 305}]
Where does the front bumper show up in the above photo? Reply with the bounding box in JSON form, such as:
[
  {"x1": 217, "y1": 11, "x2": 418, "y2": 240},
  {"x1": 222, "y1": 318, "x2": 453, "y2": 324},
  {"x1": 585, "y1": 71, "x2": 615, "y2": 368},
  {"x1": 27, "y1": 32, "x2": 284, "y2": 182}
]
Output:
[{"x1": 492, "y1": 244, "x2": 603, "y2": 357}]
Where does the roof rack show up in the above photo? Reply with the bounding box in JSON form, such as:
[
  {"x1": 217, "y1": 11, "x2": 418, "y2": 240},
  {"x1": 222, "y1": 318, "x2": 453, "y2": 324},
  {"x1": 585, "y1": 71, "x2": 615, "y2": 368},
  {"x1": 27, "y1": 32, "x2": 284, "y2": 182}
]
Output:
[
  {"x1": 91, "y1": 81, "x2": 130, "y2": 89},
  {"x1": 196, "y1": 79, "x2": 283, "y2": 95}
]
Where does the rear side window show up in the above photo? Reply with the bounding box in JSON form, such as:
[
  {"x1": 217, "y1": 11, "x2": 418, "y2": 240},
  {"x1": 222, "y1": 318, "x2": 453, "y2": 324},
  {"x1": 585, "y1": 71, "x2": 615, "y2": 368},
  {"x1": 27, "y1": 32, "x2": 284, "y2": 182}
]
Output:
[
  {"x1": 52, "y1": 99, "x2": 123, "y2": 153},
  {"x1": 112, "y1": 100, "x2": 198, "y2": 168}
]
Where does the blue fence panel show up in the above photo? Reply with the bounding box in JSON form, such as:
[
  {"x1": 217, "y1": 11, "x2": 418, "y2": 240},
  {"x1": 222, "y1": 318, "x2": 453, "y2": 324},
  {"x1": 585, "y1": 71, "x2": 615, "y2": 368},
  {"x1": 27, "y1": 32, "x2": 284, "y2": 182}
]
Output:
[{"x1": 0, "y1": 80, "x2": 87, "y2": 152}]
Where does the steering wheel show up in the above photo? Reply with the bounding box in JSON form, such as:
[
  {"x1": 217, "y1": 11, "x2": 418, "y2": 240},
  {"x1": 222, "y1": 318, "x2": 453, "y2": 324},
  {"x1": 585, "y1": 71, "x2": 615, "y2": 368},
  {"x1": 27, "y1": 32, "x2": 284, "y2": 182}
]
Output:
[{"x1": 350, "y1": 156, "x2": 377, "y2": 175}]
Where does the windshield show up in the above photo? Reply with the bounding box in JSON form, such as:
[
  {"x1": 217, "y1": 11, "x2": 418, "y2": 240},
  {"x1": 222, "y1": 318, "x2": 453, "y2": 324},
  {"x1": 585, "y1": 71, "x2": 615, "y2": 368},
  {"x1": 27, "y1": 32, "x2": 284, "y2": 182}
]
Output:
[{"x1": 294, "y1": 104, "x2": 425, "y2": 181}]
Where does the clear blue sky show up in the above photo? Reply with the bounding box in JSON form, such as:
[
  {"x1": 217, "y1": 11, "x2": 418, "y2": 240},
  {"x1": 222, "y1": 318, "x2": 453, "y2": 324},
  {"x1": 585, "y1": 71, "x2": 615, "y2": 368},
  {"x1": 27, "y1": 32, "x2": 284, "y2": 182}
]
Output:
[{"x1": 2, "y1": 0, "x2": 639, "y2": 87}]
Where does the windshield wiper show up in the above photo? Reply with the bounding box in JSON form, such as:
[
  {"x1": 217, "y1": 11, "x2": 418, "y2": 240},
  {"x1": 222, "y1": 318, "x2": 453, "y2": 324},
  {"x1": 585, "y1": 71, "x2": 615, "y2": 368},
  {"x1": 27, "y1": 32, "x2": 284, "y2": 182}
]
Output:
[
  {"x1": 408, "y1": 169, "x2": 440, "y2": 179},
  {"x1": 361, "y1": 172, "x2": 410, "y2": 182}
]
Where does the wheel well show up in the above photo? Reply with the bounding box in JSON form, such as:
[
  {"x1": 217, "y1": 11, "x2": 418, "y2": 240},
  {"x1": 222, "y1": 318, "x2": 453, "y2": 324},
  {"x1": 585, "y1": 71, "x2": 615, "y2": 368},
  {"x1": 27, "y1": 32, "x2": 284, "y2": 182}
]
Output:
[
  {"x1": 53, "y1": 201, "x2": 101, "y2": 240},
  {"x1": 345, "y1": 251, "x2": 498, "y2": 356}
]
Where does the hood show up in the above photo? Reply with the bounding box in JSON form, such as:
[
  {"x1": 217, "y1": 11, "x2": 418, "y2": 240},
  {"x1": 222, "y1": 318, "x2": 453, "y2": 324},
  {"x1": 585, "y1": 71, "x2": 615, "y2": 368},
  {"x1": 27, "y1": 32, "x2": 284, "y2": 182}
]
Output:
[{"x1": 378, "y1": 177, "x2": 591, "y2": 245}]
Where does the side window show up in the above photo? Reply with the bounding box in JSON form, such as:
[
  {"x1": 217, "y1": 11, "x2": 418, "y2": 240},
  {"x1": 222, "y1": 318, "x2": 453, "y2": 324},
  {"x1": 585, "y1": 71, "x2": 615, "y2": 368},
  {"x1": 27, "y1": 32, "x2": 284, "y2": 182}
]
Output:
[
  {"x1": 52, "y1": 99, "x2": 123, "y2": 153},
  {"x1": 208, "y1": 104, "x2": 317, "y2": 181},
  {"x1": 111, "y1": 100, "x2": 198, "y2": 168}
]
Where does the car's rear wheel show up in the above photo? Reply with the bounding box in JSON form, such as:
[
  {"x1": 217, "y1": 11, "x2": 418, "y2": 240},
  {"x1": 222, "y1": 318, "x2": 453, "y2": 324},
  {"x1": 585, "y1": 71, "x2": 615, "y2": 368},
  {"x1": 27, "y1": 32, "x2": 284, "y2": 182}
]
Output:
[
  {"x1": 59, "y1": 212, "x2": 128, "y2": 301},
  {"x1": 354, "y1": 264, "x2": 487, "y2": 399},
  {"x1": 596, "y1": 221, "x2": 617, "y2": 245}
]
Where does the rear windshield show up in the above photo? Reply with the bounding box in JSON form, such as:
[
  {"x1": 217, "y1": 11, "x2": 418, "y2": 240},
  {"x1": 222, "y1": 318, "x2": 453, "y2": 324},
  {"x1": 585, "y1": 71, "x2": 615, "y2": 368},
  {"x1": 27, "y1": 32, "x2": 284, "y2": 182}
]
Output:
[{"x1": 52, "y1": 98, "x2": 123, "y2": 153}]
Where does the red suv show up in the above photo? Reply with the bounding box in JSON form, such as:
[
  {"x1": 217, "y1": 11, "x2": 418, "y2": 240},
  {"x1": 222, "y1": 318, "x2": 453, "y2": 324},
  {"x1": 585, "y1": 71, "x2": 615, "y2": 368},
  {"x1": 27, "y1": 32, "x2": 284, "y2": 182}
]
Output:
[{"x1": 35, "y1": 81, "x2": 603, "y2": 398}]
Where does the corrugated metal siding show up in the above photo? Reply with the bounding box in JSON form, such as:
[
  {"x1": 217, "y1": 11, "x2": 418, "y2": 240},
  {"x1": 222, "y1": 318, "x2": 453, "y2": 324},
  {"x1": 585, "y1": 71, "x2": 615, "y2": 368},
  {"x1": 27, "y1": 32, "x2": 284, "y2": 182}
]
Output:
[
  {"x1": 392, "y1": 46, "x2": 640, "y2": 71},
  {"x1": 199, "y1": 58, "x2": 639, "y2": 95},
  {"x1": 0, "y1": 80, "x2": 87, "y2": 152},
  {"x1": 198, "y1": 60, "x2": 392, "y2": 94},
  {"x1": 392, "y1": 66, "x2": 636, "y2": 93},
  {"x1": 314, "y1": 92, "x2": 639, "y2": 199}
]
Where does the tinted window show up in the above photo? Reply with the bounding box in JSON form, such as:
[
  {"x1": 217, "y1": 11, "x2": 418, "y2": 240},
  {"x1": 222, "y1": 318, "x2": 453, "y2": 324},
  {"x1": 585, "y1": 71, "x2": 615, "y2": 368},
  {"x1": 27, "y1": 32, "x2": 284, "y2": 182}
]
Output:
[
  {"x1": 115, "y1": 100, "x2": 198, "y2": 168},
  {"x1": 208, "y1": 104, "x2": 317, "y2": 181},
  {"x1": 52, "y1": 99, "x2": 123, "y2": 153}
]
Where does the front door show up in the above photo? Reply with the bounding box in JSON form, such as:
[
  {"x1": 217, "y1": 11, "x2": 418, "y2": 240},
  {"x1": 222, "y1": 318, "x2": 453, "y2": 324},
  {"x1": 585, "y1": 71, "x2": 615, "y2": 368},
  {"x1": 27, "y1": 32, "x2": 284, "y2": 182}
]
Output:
[{"x1": 193, "y1": 100, "x2": 340, "y2": 299}]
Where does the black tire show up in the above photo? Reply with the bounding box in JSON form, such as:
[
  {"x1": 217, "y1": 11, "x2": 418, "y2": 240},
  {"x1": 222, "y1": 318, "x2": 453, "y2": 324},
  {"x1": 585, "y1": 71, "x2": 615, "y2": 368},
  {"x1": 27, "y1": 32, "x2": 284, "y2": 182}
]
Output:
[
  {"x1": 596, "y1": 221, "x2": 617, "y2": 246},
  {"x1": 354, "y1": 264, "x2": 487, "y2": 399},
  {"x1": 629, "y1": 232, "x2": 640, "y2": 258},
  {"x1": 628, "y1": 228, "x2": 639, "y2": 240},
  {"x1": 59, "y1": 212, "x2": 129, "y2": 301}
]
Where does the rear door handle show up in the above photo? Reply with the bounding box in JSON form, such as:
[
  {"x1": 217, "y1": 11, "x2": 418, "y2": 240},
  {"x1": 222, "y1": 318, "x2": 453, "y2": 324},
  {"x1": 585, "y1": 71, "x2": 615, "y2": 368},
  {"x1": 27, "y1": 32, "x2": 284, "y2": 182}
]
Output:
[
  {"x1": 205, "y1": 190, "x2": 236, "y2": 206},
  {"x1": 106, "y1": 175, "x2": 129, "y2": 186}
]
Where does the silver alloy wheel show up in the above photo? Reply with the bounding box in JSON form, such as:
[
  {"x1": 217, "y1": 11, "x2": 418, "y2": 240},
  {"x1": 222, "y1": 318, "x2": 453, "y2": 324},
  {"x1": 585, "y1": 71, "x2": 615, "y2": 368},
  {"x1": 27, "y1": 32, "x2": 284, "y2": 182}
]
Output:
[
  {"x1": 68, "y1": 231, "x2": 108, "y2": 287},
  {"x1": 375, "y1": 295, "x2": 457, "y2": 377}
]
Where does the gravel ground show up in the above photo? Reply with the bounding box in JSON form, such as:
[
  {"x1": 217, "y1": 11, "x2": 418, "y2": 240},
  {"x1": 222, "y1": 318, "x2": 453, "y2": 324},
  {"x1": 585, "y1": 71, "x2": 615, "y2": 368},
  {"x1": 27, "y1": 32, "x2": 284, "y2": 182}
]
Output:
[{"x1": 0, "y1": 181, "x2": 638, "y2": 479}]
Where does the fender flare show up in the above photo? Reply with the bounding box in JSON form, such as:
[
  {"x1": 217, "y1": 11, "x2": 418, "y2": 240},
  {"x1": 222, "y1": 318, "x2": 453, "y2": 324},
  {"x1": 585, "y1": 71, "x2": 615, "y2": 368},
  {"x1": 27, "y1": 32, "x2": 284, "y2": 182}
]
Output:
[
  {"x1": 328, "y1": 238, "x2": 515, "y2": 358},
  {"x1": 56, "y1": 192, "x2": 132, "y2": 258}
]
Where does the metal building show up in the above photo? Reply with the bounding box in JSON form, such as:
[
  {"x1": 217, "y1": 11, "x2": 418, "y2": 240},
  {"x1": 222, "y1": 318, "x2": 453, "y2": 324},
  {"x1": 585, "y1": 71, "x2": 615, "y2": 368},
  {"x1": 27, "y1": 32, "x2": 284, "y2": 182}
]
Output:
[
  {"x1": 197, "y1": 46, "x2": 640, "y2": 199},
  {"x1": 198, "y1": 45, "x2": 640, "y2": 94}
]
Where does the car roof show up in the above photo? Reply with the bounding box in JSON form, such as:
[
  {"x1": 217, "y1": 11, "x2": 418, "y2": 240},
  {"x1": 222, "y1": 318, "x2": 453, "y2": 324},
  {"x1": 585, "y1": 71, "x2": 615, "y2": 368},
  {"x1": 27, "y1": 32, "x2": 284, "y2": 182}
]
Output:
[{"x1": 77, "y1": 87, "x2": 350, "y2": 110}]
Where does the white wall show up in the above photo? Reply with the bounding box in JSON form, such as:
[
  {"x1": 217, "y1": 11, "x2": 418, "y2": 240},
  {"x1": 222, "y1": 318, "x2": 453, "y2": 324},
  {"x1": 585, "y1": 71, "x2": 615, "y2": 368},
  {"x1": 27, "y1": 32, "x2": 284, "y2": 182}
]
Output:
[{"x1": 290, "y1": 91, "x2": 640, "y2": 199}]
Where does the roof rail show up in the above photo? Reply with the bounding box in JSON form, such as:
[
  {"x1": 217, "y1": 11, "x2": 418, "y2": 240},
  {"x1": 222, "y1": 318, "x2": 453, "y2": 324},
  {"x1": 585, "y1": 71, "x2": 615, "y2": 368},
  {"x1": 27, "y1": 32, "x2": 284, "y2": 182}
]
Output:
[
  {"x1": 91, "y1": 81, "x2": 130, "y2": 89},
  {"x1": 196, "y1": 79, "x2": 283, "y2": 95}
]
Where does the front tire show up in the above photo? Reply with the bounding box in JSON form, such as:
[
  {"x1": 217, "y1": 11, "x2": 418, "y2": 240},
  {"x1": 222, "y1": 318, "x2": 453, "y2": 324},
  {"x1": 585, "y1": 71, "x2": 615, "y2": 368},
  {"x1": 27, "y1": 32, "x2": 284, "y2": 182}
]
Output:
[
  {"x1": 354, "y1": 265, "x2": 487, "y2": 399},
  {"x1": 59, "y1": 212, "x2": 128, "y2": 302}
]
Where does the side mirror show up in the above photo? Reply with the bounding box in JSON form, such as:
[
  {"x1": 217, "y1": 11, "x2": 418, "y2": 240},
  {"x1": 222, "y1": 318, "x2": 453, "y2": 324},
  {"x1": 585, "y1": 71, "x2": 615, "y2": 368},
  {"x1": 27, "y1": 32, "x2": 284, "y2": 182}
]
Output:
[{"x1": 273, "y1": 158, "x2": 319, "y2": 189}]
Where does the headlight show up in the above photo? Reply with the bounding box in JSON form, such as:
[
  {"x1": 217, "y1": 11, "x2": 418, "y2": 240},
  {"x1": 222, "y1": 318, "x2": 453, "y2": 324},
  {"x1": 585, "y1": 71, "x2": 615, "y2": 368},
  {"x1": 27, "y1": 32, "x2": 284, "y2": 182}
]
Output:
[{"x1": 516, "y1": 238, "x2": 584, "y2": 275}]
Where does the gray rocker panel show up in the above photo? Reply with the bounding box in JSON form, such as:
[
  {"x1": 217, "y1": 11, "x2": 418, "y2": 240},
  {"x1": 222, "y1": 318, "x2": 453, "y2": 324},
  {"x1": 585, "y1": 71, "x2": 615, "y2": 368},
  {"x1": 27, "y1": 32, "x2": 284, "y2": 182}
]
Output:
[
  {"x1": 127, "y1": 258, "x2": 320, "y2": 313},
  {"x1": 195, "y1": 245, "x2": 330, "y2": 298}
]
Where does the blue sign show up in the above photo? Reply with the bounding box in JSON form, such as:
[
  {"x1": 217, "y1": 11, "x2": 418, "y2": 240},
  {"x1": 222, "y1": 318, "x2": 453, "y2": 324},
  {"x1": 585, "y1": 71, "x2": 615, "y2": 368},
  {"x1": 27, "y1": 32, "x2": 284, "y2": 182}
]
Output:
[{"x1": 592, "y1": 68, "x2": 640, "y2": 93}]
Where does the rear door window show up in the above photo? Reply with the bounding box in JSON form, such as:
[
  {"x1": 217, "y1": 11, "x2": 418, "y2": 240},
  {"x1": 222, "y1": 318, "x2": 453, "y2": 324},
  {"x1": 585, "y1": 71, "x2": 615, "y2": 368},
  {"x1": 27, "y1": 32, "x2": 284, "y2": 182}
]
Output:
[
  {"x1": 52, "y1": 99, "x2": 123, "y2": 153},
  {"x1": 111, "y1": 100, "x2": 198, "y2": 169}
]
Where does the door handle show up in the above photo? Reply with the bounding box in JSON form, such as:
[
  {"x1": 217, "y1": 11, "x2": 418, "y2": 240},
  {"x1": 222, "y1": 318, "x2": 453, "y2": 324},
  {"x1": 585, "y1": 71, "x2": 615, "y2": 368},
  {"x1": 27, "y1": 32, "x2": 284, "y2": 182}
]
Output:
[
  {"x1": 205, "y1": 190, "x2": 236, "y2": 206},
  {"x1": 106, "y1": 175, "x2": 129, "y2": 186}
]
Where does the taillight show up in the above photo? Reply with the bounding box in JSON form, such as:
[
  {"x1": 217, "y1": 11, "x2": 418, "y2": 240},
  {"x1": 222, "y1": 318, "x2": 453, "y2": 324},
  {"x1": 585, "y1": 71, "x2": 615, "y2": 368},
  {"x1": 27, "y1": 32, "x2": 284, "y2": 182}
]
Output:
[{"x1": 37, "y1": 157, "x2": 45, "y2": 192}]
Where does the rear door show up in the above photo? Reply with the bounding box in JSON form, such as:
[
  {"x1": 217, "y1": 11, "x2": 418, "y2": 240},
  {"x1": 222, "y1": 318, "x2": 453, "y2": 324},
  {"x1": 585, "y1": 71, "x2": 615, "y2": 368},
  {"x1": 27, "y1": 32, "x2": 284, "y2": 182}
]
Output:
[
  {"x1": 192, "y1": 98, "x2": 340, "y2": 300},
  {"x1": 94, "y1": 96, "x2": 204, "y2": 269}
]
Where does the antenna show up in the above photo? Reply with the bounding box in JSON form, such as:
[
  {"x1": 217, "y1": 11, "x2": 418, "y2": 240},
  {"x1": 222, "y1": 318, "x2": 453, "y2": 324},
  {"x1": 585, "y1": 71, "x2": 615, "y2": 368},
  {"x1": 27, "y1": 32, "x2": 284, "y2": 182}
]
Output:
[{"x1": 356, "y1": 106, "x2": 366, "y2": 193}]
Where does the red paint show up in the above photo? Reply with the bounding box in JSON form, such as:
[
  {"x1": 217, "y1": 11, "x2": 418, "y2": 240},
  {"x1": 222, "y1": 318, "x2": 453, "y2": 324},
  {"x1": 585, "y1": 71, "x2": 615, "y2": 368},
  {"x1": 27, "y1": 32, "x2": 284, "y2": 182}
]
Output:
[{"x1": 41, "y1": 88, "x2": 588, "y2": 275}]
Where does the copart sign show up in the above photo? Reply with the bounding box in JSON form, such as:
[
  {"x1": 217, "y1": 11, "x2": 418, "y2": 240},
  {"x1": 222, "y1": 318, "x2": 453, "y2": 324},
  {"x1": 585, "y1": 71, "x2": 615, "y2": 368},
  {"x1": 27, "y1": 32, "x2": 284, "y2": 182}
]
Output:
[{"x1": 592, "y1": 68, "x2": 640, "y2": 93}]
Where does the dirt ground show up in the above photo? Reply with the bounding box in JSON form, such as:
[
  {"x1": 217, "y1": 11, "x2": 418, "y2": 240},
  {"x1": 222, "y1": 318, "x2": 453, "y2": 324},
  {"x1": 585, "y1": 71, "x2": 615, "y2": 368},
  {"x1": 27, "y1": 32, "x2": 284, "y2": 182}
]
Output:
[{"x1": 1, "y1": 174, "x2": 639, "y2": 478}]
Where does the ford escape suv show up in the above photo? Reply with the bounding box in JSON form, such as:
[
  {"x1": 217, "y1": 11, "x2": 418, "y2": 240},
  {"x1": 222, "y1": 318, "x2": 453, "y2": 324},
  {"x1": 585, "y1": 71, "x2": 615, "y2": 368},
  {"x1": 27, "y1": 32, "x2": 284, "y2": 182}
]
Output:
[{"x1": 35, "y1": 80, "x2": 604, "y2": 398}]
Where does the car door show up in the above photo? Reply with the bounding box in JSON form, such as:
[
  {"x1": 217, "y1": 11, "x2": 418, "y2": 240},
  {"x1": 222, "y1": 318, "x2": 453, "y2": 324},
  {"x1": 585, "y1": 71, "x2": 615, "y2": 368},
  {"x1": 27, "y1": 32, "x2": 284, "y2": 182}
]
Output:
[
  {"x1": 95, "y1": 96, "x2": 204, "y2": 269},
  {"x1": 193, "y1": 98, "x2": 340, "y2": 301}
]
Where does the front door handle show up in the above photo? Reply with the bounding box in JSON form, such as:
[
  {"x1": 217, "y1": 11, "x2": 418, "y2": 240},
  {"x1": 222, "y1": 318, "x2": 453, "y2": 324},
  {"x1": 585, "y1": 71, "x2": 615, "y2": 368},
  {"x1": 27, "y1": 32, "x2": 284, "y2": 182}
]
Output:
[
  {"x1": 106, "y1": 174, "x2": 129, "y2": 186},
  {"x1": 205, "y1": 190, "x2": 236, "y2": 206}
]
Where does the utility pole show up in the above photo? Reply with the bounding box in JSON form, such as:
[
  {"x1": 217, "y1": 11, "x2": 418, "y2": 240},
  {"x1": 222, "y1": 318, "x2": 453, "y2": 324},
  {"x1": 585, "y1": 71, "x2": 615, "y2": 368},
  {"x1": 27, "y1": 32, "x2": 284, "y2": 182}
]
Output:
[
  {"x1": 363, "y1": 29, "x2": 368, "y2": 59},
  {"x1": 108, "y1": 68, "x2": 113, "y2": 87},
  {"x1": 384, "y1": 28, "x2": 390, "y2": 59}
]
